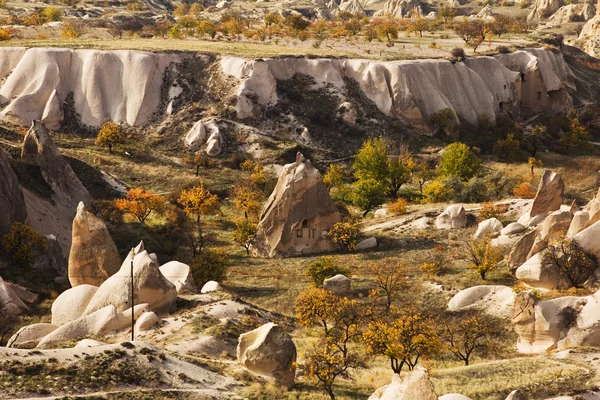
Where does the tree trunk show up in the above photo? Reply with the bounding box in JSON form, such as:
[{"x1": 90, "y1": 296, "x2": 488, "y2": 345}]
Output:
[{"x1": 108, "y1": 143, "x2": 113, "y2": 154}]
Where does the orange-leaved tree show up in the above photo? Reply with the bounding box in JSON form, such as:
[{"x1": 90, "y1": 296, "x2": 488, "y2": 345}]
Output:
[
  {"x1": 177, "y1": 184, "x2": 220, "y2": 223},
  {"x1": 95, "y1": 121, "x2": 124, "y2": 154},
  {"x1": 115, "y1": 188, "x2": 166, "y2": 224}
]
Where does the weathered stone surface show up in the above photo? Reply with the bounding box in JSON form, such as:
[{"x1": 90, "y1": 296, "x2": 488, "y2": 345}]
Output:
[
  {"x1": 573, "y1": 220, "x2": 600, "y2": 257},
  {"x1": 509, "y1": 230, "x2": 537, "y2": 272},
  {"x1": 439, "y1": 395, "x2": 473, "y2": 400},
  {"x1": 528, "y1": 0, "x2": 562, "y2": 22},
  {"x1": 515, "y1": 252, "x2": 565, "y2": 290},
  {"x1": 356, "y1": 237, "x2": 377, "y2": 250},
  {"x1": 7, "y1": 323, "x2": 58, "y2": 348},
  {"x1": 74, "y1": 339, "x2": 106, "y2": 348},
  {"x1": 567, "y1": 211, "x2": 591, "y2": 237},
  {"x1": 368, "y1": 368, "x2": 437, "y2": 400},
  {"x1": 201, "y1": 280, "x2": 222, "y2": 293},
  {"x1": 529, "y1": 170, "x2": 564, "y2": 220},
  {"x1": 0, "y1": 275, "x2": 29, "y2": 320},
  {"x1": 375, "y1": 0, "x2": 422, "y2": 18},
  {"x1": 237, "y1": 323, "x2": 297, "y2": 388},
  {"x1": 501, "y1": 222, "x2": 526, "y2": 236},
  {"x1": 135, "y1": 311, "x2": 159, "y2": 331},
  {"x1": 337, "y1": 0, "x2": 365, "y2": 16},
  {"x1": 448, "y1": 285, "x2": 515, "y2": 318},
  {"x1": 474, "y1": 218, "x2": 503, "y2": 239},
  {"x1": 51, "y1": 284, "x2": 98, "y2": 326},
  {"x1": 323, "y1": 274, "x2": 351, "y2": 296},
  {"x1": 5, "y1": 282, "x2": 38, "y2": 304},
  {"x1": 206, "y1": 128, "x2": 223, "y2": 157},
  {"x1": 253, "y1": 153, "x2": 340, "y2": 257},
  {"x1": 0, "y1": 147, "x2": 26, "y2": 236},
  {"x1": 580, "y1": 11, "x2": 600, "y2": 57},
  {"x1": 185, "y1": 120, "x2": 207, "y2": 150},
  {"x1": 22, "y1": 121, "x2": 92, "y2": 209},
  {"x1": 159, "y1": 261, "x2": 196, "y2": 293},
  {"x1": 84, "y1": 248, "x2": 177, "y2": 316},
  {"x1": 527, "y1": 209, "x2": 573, "y2": 258},
  {"x1": 69, "y1": 202, "x2": 121, "y2": 287},
  {"x1": 336, "y1": 101, "x2": 357, "y2": 127},
  {"x1": 436, "y1": 205, "x2": 467, "y2": 229},
  {"x1": 505, "y1": 390, "x2": 527, "y2": 400}
]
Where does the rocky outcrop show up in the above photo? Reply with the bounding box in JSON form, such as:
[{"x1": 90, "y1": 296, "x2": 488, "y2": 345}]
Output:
[
  {"x1": 528, "y1": 0, "x2": 562, "y2": 22},
  {"x1": 368, "y1": 368, "x2": 437, "y2": 400},
  {"x1": 7, "y1": 323, "x2": 58, "y2": 348},
  {"x1": 253, "y1": 153, "x2": 340, "y2": 258},
  {"x1": 135, "y1": 311, "x2": 159, "y2": 331},
  {"x1": 22, "y1": 121, "x2": 92, "y2": 209},
  {"x1": 0, "y1": 148, "x2": 26, "y2": 236},
  {"x1": 0, "y1": 275, "x2": 29, "y2": 320},
  {"x1": 237, "y1": 323, "x2": 297, "y2": 388},
  {"x1": 68, "y1": 202, "x2": 121, "y2": 287},
  {"x1": 448, "y1": 285, "x2": 516, "y2": 318},
  {"x1": 338, "y1": 0, "x2": 366, "y2": 16},
  {"x1": 529, "y1": 170, "x2": 565, "y2": 220},
  {"x1": 83, "y1": 248, "x2": 177, "y2": 316},
  {"x1": 222, "y1": 49, "x2": 574, "y2": 129},
  {"x1": 474, "y1": 218, "x2": 503, "y2": 239},
  {"x1": 547, "y1": 1, "x2": 596, "y2": 26},
  {"x1": 512, "y1": 290, "x2": 600, "y2": 354},
  {"x1": 159, "y1": 261, "x2": 196, "y2": 293},
  {"x1": 51, "y1": 284, "x2": 98, "y2": 326},
  {"x1": 580, "y1": 9, "x2": 600, "y2": 58},
  {"x1": 436, "y1": 205, "x2": 467, "y2": 229},
  {"x1": 375, "y1": 0, "x2": 422, "y2": 18},
  {"x1": 0, "y1": 48, "x2": 181, "y2": 128}
]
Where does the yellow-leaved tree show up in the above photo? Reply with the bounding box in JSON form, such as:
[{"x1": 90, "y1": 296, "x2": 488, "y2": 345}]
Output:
[
  {"x1": 95, "y1": 121, "x2": 124, "y2": 154},
  {"x1": 115, "y1": 188, "x2": 166, "y2": 224},
  {"x1": 177, "y1": 184, "x2": 220, "y2": 223}
]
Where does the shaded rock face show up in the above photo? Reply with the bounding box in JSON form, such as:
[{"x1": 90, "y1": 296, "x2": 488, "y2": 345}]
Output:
[
  {"x1": 0, "y1": 275, "x2": 29, "y2": 320},
  {"x1": 512, "y1": 290, "x2": 600, "y2": 354},
  {"x1": 237, "y1": 323, "x2": 297, "y2": 388},
  {"x1": 83, "y1": 248, "x2": 177, "y2": 316},
  {"x1": 253, "y1": 153, "x2": 340, "y2": 258},
  {"x1": 368, "y1": 368, "x2": 437, "y2": 400},
  {"x1": 436, "y1": 205, "x2": 467, "y2": 229},
  {"x1": 530, "y1": 170, "x2": 565, "y2": 219},
  {"x1": 528, "y1": 0, "x2": 562, "y2": 22},
  {"x1": 22, "y1": 121, "x2": 92, "y2": 209},
  {"x1": 69, "y1": 202, "x2": 121, "y2": 287},
  {"x1": 0, "y1": 147, "x2": 26, "y2": 236}
]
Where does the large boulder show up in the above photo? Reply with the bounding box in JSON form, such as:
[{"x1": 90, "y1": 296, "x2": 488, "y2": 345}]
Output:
[
  {"x1": 51, "y1": 284, "x2": 98, "y2": 326},
  {"x1": 135, "y1": 311, "x2": 159, "y2": 331},
  {"x1": 448, "y1": 285, "x2": 516, "y2": 318},
  {"x1": 368, "y1": 368, "x2": 437, "y2": 400},
  {"x1": 201, "y1": 280, "x2": 222, "y2": 293},
  {"x1": 512, "y1": 290, "x2": 600, "y2": 354},
  {"x1": 237, "y1": 323, "x2": 297, "y2": 388},
  {"x1": 83, "y1": 248, "x2": 177, "y2": 316},
  {"x1": 0, "y1": 275, "x2": 29, "y2": 320},
  {"x1": 527, "y1": 209, "x2": 573, "y2": 258},
  {"x1": 508, "y1": 229, "x2": 537, "y2": 272},
  {"x1": 21, "y1": 121, "x2": 92, "y2": 209},
  {"x1": 375, "y1": 0, "x2": 422, "y2": 18},
  {"x1": 474, "y1": 218, "x2": 503, "y2": 240},
  {"x1": 253, "y1": 153, "x2": 341, "y2": 257},
  {"x1": 529, "y1": 170, "x2": 564, "y2": 220},
  {"x1": 436, "y1": 205, "x2": 467, "y2": 229},
  {"x1": 7, "y1": 323, "x2": 58, "y2": 348},
  {"x1": 184, "y1": 120, "x2": 207, "y2": 151},
  {"x1": 501, "y1": 222, "x2": 526, "y2": 236},
  {"x1": 580, "y1": 11, "x2": 600, "y2": 58},
  {"x1": 528, "y1": 0, "x2": 562, "y2": 22},
  {"x1": 0, "y1": 147, "x2": 27, "y2": 236},
  {"x1": 68, "y1": 202, "x2": 121, "y2": 287},
  {"x1": 323, "y1": 274, "x2": 351, "y2": 296},
  {"x1": 159, "y1": 261, "x2": 196, "y2": 293},
  {"x1": 515, "y1": 252, "x2": 566, "y2": 290}
]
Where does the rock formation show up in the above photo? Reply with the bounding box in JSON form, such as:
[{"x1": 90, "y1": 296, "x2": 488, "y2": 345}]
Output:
[
  {"x1": 237, "y1": 323, "x2": 297, "y2": 388},
  {"x1": 159, "y1": 261, "x2": 196, "y2": 293},
  {"x1": 0, "y1": 48, "x2": 182, "y2": 128},
  {"x1": 547, "y1": 1, "x2": 596, "y2": 26},
  {"x1": 528, "y1": 0, "x2": 562, "y2": 22},
  {"x1": 529, "y1": 170, "x2": 565, "y2": 220},
  {"x1": 22, "y1": 121, "x2": 92, "y2": 209},
  {"x1": 0, "y1": 148, "x2": 27, "y2": 236},
  {"x1": 368, "y1": 368, "x2": 437, "y2": 400},
  {"x1": 375, "y1": 0, "x2": 422, "y2": 18},
  {"x1": 135, "y1": 311, "x2": 159, "y2": 331},
  {"x1": 323, "y1": 274, "x2": 352, "y2": 296},
  {"x1": 201, "y1": 280, "x2": 222, "y2": 293},
  {"x1": 7, "y1": 323, "x2": 58, "y2": 348},
  {"x1": 580, "y1": 5, "x2": 600, "y2": 58},
  {"x1": 474, "y1": 218, "x2": 503, "y2": 239},
  {"x1": 512, "y1": 290, "x2": 600, "y2": 354},
  {"x1": 51, "y1": 284, "x2": 98, "y2": 326},
  {"x1": 83, "y1": 248, "x2": 177, "y2": 316},
  {"x1": 337, "y1": 0, "x2": 366, "y2": 16},
  {"x1": 448, "y1": 285, "x2": 516, "y2": 318},
  {"x1": 68, "y1": 202, "x2": 121, "y2": 287},
  {"x1": 436, "y1": 205, "x2": 467, "y2": 229},
  {"x1": 253, "y1": 153, "x2": 340, "y2": 257},
  {"x1": 0, "y1": 275, "x2": 29, "y2": 320}
]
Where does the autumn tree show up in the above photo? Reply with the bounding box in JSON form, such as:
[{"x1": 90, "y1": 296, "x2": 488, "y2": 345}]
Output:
[
  {"x1": 438, "y1": 5, "x2": 457, "y2": 23},
  {"x1": 323, "y1": 163, "x2": 345, "y2": 191},
  {"x1": 363, "y1": 311, "x2": 440, "y2": 374},
  {"x1": 438, "y1": 142, "x2": 482, "y2": 180},
  {"x1": 405, "y1": 17, "x2": 430, "y2": 37},
  {"x1": 232, "y1": 218, "x2": 257, "y2": 255},
  {"x1": 413, "y1": 161, "x2": 435, "y2": 194},
  {"x1": 441, "y1": 311, "x2": 506, "y2": 365},
  {"x1": 178, "y1": 184, "x2": 220, "y2": 223},
  {"x1": 95, "y1": 121, "x2": 124, "y2": 154},
  {"x1": 231, "y1": 184, "x2": 263, "y2": 221},
  {"x1": 328, "y1": 219, "x2": 360, "y2": 252},
  {"x1": 352, "y1": 178, "x2": 387, "y2": 215},
  {"x1": 305, "y1": 256, "x2": 351, "y2": 287},
  {"x1": 452, "y1": 19, "x2": 488, "y2": 52},
  {"x1": 115, "y1": 188, "x2": 166, "y2": 224},
  {"x1": 489, "y1": 14, "x2": 512, "y2": 38},
  {"x1": 541, "y1": 235, "x2": 598, "y2": 288},
  {"x1": 374, "y1": 19, "x2": 398, "y2": 43},
  {"x1": 388, "y1": 154, "x2": 414, "y2": 196},
  {"x1": 366, "y1": 258, "x2": 407, "y2": 312},
  {"x1": 1, "y1": 222, "x2": 47, "y2": 267},
  {"x1": 465, "y1": 236, "x2": 500, "y2": 280}
]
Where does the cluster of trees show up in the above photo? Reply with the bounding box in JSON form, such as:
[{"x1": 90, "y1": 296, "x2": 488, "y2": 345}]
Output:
[{"x1": 296, "y1": 257, "x2": 508, "y2": 399}]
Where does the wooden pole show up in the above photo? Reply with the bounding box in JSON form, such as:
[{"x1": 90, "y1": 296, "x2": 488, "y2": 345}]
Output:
[{"x1": 131, "y1": 249, "x2": 135, "y2": 342}]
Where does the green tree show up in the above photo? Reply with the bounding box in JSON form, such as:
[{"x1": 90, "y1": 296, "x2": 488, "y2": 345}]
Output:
[
  {"x1": 388, "y1": 154, "x2": 414, "y2": 196},
  {"x1": 352, "y1": 178, "x2": 387, "y2": 215},
  {"x1": 190, "y1": 248, "x2": 228, "y2": 286},
  {"x1": 1, "y1": 222, "x2": 47, "y2": 267},
  {"x1": 353, "y1": 137, "x2": 389, "y2": 183},
  {"x1": 561, "y1": 117, "x2": 593, "y2": 154},
  {"x1": 232, "y1": 218, "x2": 257, "y2": 255},
  {"x1": 305, "y1": 256, "x2": 351, "y2": 287},
  {"x1": 438, "y1": 142, "x2": 482, "y2": 180}
]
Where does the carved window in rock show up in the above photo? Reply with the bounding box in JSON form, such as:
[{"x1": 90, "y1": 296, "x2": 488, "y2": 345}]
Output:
[{"x1": 297, "y1": 229, "x2": 303, "y2": 238}]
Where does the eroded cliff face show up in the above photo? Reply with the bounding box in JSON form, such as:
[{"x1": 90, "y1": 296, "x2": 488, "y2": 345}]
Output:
[
  {"x1": 221, "y1": 48, "x2": 575, "y2": 130},
  {"x1": 0, "y1": 48, "x2": 182, "y2": 128},
  {"x1": 580, "y1": 0, "x2": 600, "y2": 58}
]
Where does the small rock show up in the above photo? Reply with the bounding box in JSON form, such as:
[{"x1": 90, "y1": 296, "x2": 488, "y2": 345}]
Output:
[
  {"x1": 201, "y1": 281, "x2": 222, "y2": 294},
  {"x1": 323, "y1": 274, "x2": 351, "y2": 296},
  {"x1": 356, "y1": 237, "x2": 377, "y2": 250}
]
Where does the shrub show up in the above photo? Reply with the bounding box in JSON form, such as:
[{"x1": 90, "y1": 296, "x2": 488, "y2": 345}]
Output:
[
  {"x1": 1, "y1": 222, "x2": 47, "y2": 267},
  {"x1": 422, "y1": 179, "x2": 453, "y2": 203},
  {"x1": 450, "y1": 47, "x2": 466, "y2": 61},
  {"x1": 95, "y1": 121, "x2": 124, "y2": 153},
  {"x1": 438, "y1": 142, "x2": 482, "y2": 180},
  {"x1": 465, "y1": 237, "x2": 500, "y2": 280},
  {"x1": 328, "y1": 219, "x2": 360, "y2": 252},
  {"x1": 427, "y1": 108, "x2": 459, "y2": 137},
  {"x1": 513, "y1": 182, "x2": 536, "y2": 199},
  {"x1": 60, "y1": 19, "x2": 85, "y2": 39},
  {"x1": 479, "y1": 201, "x2": 508, "y2": 220},
  {"x1": 190, "y1": 248, "x2": 228, "y2": 286},
  {"x1": 388, "y1": 198, "x2": 408, "y2": 215},
  {"x1": 541, "y1": 236, "x2": 597, "y2": 288},
  {"x1": 305, "y1": 256, "x2": 350, "y2": 287},
  {"x1": 496, "y1": 45, "x2": 511, "y2": 53},
  {"x1": 493, "y1": 134, "x2": 526, "y2": 161},
  {"x1": 351, "y1": 178, "x2": 387, "y2": 215},
  {"x1": 43, "y1": 6, "x2": 62, "y2": 21},
  {"x1": 0, "y1": 27, "x2": 15, "y2": 41}
]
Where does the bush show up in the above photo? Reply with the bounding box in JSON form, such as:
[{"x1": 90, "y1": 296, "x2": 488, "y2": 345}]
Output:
[
  {"x1": 479, "y1": 201, "x2": 508, "y2": 220},
  {"x1": 422, "y1": 179, "x2": 453, "y2": 203},
  {"x1": 513, "y1": 182, "x2": 536, "y2": 199},
  {"x1": 305, "y1": 256, "x2": 350, "y2": 287},
  {"x1": 450, "y1": 47, "x2": 466, "y2": 61},
  {"x1": 496, "y1": 45, "x2": 511, "y2": 54},
  {"x1": 541, "y1": 236, "x2": 597, "y2": 288},
  {"x1": 1, "y1": 222, "x2": 47, "y2": 267},
  {"x1": 60, "y1": 19, "x2": 85, "y2": 39},
  {"x1": 427, "y1": 108, "x2": 459, "y2": 138},
  {"x1": 351, "y1": 178, "x2": 387, "y2": 215},
  {"x1": 328, "y1": 219, "x2": 360, "y2": 252},
  {"x1": 43, "y1": 7, "x2": 62, "y2": 22},
  {"x1": 438, "y1": 142, "x2": 482, "y2": 181},
  {"x1": 388, "y1": 198, "x2": 408, "y2": 215},
  {"x1": 190, "y1": 248, "x2": 228, "y2": 286},
  {"x1": 465, "y1": 237, "x2": 500, "y2": 280}
]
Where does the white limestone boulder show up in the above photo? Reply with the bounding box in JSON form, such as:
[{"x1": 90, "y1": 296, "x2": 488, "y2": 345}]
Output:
[
  {"x1": 323, "y1": 274, "x2": 351, "y2": 296},
  {"x1": 368, "y1": 368, "x2": 437, "y2": 400},
  {"x1": 474, "y1": 218, "x2": 503, "y2": 240},
  {"x1": 439, "y1": 395, "x2": 473, "y2": 400},
  {"x1": 237, "y1": 323, "x2": 297, "y2": 388},
  {"x1": 529, "y1": 170, "x2": 564, "y2": 219},
  {"x1": 436, "y1": 205, "x2": 467, "y2": 229},
  {"x1": 501, "y1": 222, "x2": 526, "y2": 236},
  {"x1": 7, "y1": 323, "x2": 58, "y2": 348},
  {"x1": 206, "y1": 129, "x2": 223, "y2": 157},
  {"x1": 160, "y1": 261, "x2": 196, "y2": 293},
  {"x1": 75, "y1": 339, "x2": 106, "y2": 348},
  {"x1": 201, "y1": 280, "x2": 222, "y2": 293},
  {"x1": 51, "y1": 284, "x2": 98, "y2": 326},
  {"x1": 448, "y1": 285, "x2": 516, "y2": 318},
  {"x1": 135, "y1": 311, "x2": 159, "y2": 331},
  {"x1": 356, "y1": 237, "x2": 377, "y2": 250},
  {"x1": 185, "y1": 120, "x2": 207, "y2": 150}
]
